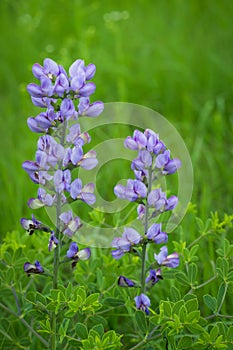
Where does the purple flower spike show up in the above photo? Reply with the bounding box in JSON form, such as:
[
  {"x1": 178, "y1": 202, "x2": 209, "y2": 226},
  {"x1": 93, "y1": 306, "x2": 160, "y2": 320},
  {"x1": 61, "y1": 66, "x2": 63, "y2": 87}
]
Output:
[
  {"x1": 24, "y1": 260, "x2": 44, "y2": 276},
  {"x1": 134, "y1": 294, "x2": 151, "y2": 315},
  {"x1": 146, "y1": 223, "x2": 168, "y2": 244},
  {"x1": 118, "y1": 276, "x2": 135, "y2": 287},
  {"x1": 154, "y1": 246, "x2": 179, "y2": 268},
  {"x1": 146, "y1": 269, "x2": 163, "y2": 286}
]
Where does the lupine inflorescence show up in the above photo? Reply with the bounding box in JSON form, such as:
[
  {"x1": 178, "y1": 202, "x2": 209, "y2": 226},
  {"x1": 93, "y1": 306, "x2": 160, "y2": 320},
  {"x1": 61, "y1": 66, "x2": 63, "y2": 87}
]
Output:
[
  {"x1": 111, "y1": 129, "x2": 181, "y2": 314},
  {"x1": 20, "y1": 58, "x2": 103, "y2": 275}
]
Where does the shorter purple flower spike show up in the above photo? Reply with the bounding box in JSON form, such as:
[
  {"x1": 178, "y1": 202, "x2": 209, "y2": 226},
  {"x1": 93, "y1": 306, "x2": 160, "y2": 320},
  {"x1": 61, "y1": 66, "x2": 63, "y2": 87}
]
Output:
[
  {"x1": 146, "y1": 223, "x2": 168, "y2": 244},
  {"x1": 24, "y1": 260, "x2": 44, "y2": 276},
  {"x1": 118, "y1": 276, "x2": 135, "y2": 287},
  {"x1": 146, "y1": 269, "x2": 163, "y2": 287},
  {"x1": 134, "y1": 294, "x2": 151, "y2": 315},
  {"x1": 67, "y1": 242, "x2": 91, "y2": 268},
  {"x1": 154, "y1": 246, "x2": 180, "y2": 268}
]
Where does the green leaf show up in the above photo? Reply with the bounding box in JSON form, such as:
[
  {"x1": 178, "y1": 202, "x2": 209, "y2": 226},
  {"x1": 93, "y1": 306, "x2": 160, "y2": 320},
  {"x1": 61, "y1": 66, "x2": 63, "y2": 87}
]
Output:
[
  {"x1": 210, "y1": 324, "x2": 219, "y2": 341},
  {"x1": 178, "y1": 305, "x2": 187, "y2": 323},
  {"x1": 227, "y1": 325, "x2": 233, "y2": 340},
  {"x1": 216, "y1": 257, "x2": 229, "y2": 280},
  {"x1": 216, "y1": 283, "x2": 226, "y2": 310},
  {"x1": 186, "y1": 310, "x2": 200, "y2": 323},
  {"x1": 186, "y1": 323, "x2": 204, "y2": 335},
  {"x1": 175, "y1": 272, "x2": 190, "y2": 286},
  {"x1": 103, "y1": 297, "x2": 125, "y2": 306},
  {"x1": 92, "y1": 324, "x2": 104, "y2": 337},
  {"x1": 161, "y1": 301, "x2": 172, "y2": 318},
  {"x1": 170, "y1": 286, "x2": 181, "y2": 302},
  {"x1": 187, "y1": 263, "x2": 197, "y2": 285},
  {"x1": 85, "y1": 293, "x2": 100, "y2": 306},
  {"x1": 135, "y1": 310, "x2": 147, "y2": 334},
  {"x1": 76, "y1": 323, "x2": 88, "y2": 339},
  {"x1": 185, "y1": 298, "x2": 198, "y2": 313},
  {"x1": 87, "y1": 315, "x2": 108, "y2": 328},
  {"x1": 177, "y1": 336, "x2": 193, "y2": 349},
  {"x1": 172, "y1": 300, "x2": 184, "y2": 315},
  {"x1": 203, "y1": 294, "x2": 217, "y2": 312}
]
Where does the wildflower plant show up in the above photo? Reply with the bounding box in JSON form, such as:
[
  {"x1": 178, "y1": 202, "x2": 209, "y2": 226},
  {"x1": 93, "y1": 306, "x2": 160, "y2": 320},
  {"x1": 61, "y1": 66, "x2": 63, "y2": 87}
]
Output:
[
  {"x1": 112, "y1": 129, "x2": 181, "y2": 313},
  {"x1": 20, "y1": 58, "x2": 110, "y2": 349}
]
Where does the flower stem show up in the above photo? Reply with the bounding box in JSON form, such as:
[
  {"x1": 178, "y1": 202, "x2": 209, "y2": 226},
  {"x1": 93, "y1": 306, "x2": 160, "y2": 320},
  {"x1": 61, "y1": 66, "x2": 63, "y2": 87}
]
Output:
[
  {"x1": 51, "y1": 120, "x2": 67, "y2": 350},
  {"x1": 140, "y1": 165, "x2": 153, "y2": 294}
]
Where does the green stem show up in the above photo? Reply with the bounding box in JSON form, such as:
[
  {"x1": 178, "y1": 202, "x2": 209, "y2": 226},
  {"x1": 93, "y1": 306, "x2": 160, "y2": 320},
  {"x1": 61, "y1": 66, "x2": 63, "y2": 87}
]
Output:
[
  {"x1": 140, "y1": 165, "x2": 153, "y2": 294},
  {"x1": 50, "y1": 120, "x2": 67, "y2": 350}
]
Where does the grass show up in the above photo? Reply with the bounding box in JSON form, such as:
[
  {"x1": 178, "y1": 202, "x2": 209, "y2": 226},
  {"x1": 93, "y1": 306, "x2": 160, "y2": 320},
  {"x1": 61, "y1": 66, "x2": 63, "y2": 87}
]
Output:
[{"x1": 0, "y1": 0, "x2": 232, "y2": 237}]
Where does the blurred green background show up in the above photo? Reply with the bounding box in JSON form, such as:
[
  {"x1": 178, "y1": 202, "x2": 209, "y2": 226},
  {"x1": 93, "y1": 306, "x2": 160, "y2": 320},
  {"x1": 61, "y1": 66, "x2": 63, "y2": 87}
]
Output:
[{"x1": 0, "y1": 0, "x2": 232, "y2": 234}]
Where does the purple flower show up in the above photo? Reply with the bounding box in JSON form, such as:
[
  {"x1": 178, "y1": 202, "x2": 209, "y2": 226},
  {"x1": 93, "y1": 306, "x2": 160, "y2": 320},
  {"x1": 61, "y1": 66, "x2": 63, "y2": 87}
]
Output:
[
  {"x1": 148, "y1": 189, "x2": 167, "y2": 210},
  {"x1": 24, "y1": 260, "x2": 44, "y2": 276},
  {"x1": 54, "y1": 73, "x2": 69, "y2": 97},
  {"x1": 70, "y1": 179, "x2": 96, "y2": 205},
  {"x1": 146, "y1": 223, "x2": 168, "y2": 244},
  {"x1": 111, "y1": 227, "x2": 142, "y2": 260},
  {"x1": 155, "y1": 150, "x2": 181, "y2": 175},
  {"x1": 145, "y1": 129, "x2": 166, "y2": 154},
  {"x1": 59, "y1": 211, "x2": 82, "y2": 236},
  {"x1": 53, "y1": 169, "x2": 71, "y2": 193},
  {"x1": 28, "y1": 188, "x2": 55, "y2": 209},
  {"x1": 78, "y1": 97, "x2": 104, "y2": 117},
  {"x1": 146, "y1": 269, "x2": 163, "y2": 286},
  {"x1": 154, "y1": 246, "x2": 179, "y2": 268},
  {"x1": 164, "y1": 195, "x2": 178, "y2": 211},
  {"x1": 66, "y1": 242, "x2": 91, "y2": 268},
  {"x1": 20, "y1": 215, "x2": 51, "y2": 235},
  {"x1": 48, "y1": 231, "x2": 59, "y2": 251},
  {"x1": 137, "y1": 204, "x2": 145, "y2": 220},
  {"x1": 148, "y1": 189, "x2": 178, "y2": 213},
  {"x1": 131, "y1": 150, "x2": 152, "y2": 171},
  {"x1": 134, "y1": 294, "x2": 151, "y2": 315},
  {"x1": 118, "y1": 276, "x2": 135, "y2": 287},
  {"x1": 27, "y1": 107, "x2": 57, "y2": 133},
  {"x1": 114, "y1": 179, "x2": 147, "y2": 202},
  {"x1": 124, "y1": 130, "x2": 147, "y2": 150},
  {"x1": 36, "y1": 135, "x2": 65, "y2": 168},
  {"x1": 60, "y1": 98, "x2": 78, "y2": 120}
]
